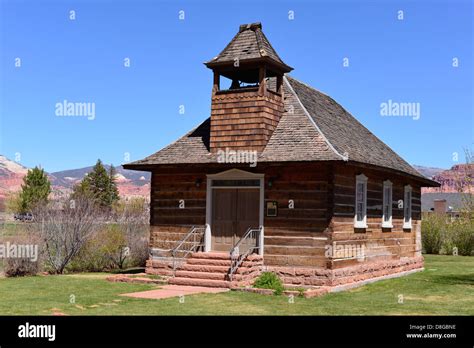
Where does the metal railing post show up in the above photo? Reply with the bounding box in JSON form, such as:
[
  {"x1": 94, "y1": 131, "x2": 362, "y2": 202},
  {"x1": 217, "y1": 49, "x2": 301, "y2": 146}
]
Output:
[
  {"x1": 204, "y1": 224, "x2": 211, "y2": 252},
  {"x1": 259, "y1": 225, "x2": 264, "y2": 256}
]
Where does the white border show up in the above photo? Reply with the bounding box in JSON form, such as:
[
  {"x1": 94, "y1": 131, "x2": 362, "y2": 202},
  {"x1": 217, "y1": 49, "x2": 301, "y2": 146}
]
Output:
[
  {"x1": 403, "y1": 185, "x2": 412, "y2": 230},
  {"x1": 205, "y1": 169, "x2": 265, "y2": 253},
  {"x1": 354, "y1": 174, "x2": 368, "y2": 228},
  {"x1": 382, "y1": 180, "x2": 393, "y2": 228}
]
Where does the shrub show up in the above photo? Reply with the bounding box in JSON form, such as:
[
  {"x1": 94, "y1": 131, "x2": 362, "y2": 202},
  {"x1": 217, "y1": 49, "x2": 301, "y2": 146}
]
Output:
[
  {"x1": 253, "y1": 272, "x2": 284, "y2": 295},
  {"x1": 67, "y1": 222, "x2": 149, "y2": 272},
  {"x1": 448, "y1": 218, "x2": 474, "y2": 256},
  {"x1": 101, "y1": 224, "x2": 129, "y2": 269},
  {"x1": 422, "y1": 213, "x2": 474, "y2": 256},
  {"x1": 4, "y1": 258, "x2": 39, "y2": 277},
  {"x1": 66, "y1": 231, "x2": 110, "y2": 272},
  {"x1": 422, "y1": 214, "x2": 445, "y2": 254}
]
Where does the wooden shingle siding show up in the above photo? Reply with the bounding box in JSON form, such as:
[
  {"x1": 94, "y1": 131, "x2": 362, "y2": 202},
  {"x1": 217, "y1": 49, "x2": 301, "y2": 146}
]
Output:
[{"x1": 210, "y1": 90, "x2": 284, "y2": 152}]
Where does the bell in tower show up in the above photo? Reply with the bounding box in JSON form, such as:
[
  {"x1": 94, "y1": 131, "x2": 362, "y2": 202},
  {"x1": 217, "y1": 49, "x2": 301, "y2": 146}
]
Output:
[{"x1": 205, "y1": 22, "x2": 293, "y2": 153}]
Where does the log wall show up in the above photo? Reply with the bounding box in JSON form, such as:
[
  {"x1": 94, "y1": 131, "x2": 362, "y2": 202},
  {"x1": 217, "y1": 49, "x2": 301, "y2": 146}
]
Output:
[
  {"x1": 149, "y1": 168, "x2": 207, "y2": 248},
  {"x1": 262, "y1": 163, "x2": 331, "y2": 268},
  {"x1": 148, "y1": 162, "x2": 423, "y2": 271},
  {"x1": 329, "y1": 163, "x2": 422, "y2": 269}
]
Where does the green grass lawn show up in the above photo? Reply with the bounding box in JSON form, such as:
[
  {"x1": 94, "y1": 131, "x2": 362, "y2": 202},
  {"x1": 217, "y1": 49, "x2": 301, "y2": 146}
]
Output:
[{"x1": 0, "y1": 255, "x2": 472, "y2": 315}]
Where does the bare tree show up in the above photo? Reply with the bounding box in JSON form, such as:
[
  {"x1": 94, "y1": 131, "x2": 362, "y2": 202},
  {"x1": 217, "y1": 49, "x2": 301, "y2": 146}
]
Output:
[
  {"x1": 109, "y1": 197, "x2": 149, "y2": 268},
  {"x1": 38, "y1": 194, "x2": 99, "y2": 274}
]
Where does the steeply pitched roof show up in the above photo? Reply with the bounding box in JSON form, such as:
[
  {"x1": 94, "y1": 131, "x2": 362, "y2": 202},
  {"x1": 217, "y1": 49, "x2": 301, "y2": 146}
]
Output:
[
  {"x1": 124, "y1": 76, "x2": 438, "y2": 186},
  {"x1": 205, "y1": 22, "x2": 292, "y2": 72},
  {"x1": 285, "y1": 77, "x2": 425, "y2": 178}
]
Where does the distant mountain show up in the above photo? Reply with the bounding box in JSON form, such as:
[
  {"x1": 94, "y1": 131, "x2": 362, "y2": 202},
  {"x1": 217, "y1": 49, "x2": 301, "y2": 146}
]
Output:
[
  {"x1": 0, "y1": 155, "x2": 29, "y2": 177},
  {"x1": 0, "y1": 156, "x2": 151, "y2": 211},
  {"x1": 412, "y1": 165, "x2": 445, "y2": 179},
  {"x1": 413, "y1": 164, "x2": 474, "y2": 193},
  {"x1": 50, "y1": 165, "x2": 150, "y2": 188},
  {"x1": 50, "y1": 164, "x2": 150, "y2": 198},
  {"x1": 0, "y1": 155, "x2": 29, "y2": 209},
  {"x1": 423, "y1": 164, "x2": 473, "y2": 193}
]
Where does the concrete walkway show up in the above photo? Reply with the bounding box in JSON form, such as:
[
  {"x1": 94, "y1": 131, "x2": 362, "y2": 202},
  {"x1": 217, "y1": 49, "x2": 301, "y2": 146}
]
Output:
[{"x1": 120, "y1": 284, "x2": 229, "y2": 300}]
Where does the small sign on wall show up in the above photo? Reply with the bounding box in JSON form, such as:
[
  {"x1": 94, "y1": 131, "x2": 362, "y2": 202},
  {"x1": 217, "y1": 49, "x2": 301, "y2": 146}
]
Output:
[{"x1": 266, "y1": 201, "x2": 278, "y2": 217}]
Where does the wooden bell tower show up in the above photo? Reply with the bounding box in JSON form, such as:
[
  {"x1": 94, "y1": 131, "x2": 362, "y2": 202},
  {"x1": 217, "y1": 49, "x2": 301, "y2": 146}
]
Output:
[{"x1": 205, "y1": 23, "x2": 293, "y2": 153}]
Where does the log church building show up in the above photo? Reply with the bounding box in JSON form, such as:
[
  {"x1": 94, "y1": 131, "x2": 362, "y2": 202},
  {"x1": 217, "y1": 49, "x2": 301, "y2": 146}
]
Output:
[{"x1": 124, "y1": 22, "x2": 439, "y2": 289}]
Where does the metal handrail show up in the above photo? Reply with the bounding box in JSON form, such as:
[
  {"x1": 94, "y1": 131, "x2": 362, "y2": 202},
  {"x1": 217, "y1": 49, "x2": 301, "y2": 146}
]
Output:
[
  {"x1": 228, "y1": 226, "x2": 262, "y2": 281},
  {"x1": 171, "y1": 225, "x2": 205, "y2": 274}
]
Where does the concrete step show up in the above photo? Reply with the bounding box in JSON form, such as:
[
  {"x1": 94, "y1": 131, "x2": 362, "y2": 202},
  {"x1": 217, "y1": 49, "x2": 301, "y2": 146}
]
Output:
[
  {"x1": 186, "y1": 257, "x2": 263, "y2": 268},
  {"x1": 191, "y1": 252, "x2": 230, "y2": 260},
  {"x1": 181, "y1": 264, "x2": 230, "y2": 273},
  {"x1": 186, "y1": 258, "x2": 232, "y2": 266},
  {"x1": 174, "y1": 270, "x2": 227, "y2": 281},
  {"x1": 169, "y1": 277, "x2": 231, "y2": 288},
  {"x1": 148, "y1": 258, "x2": 185, "y2": 268}
]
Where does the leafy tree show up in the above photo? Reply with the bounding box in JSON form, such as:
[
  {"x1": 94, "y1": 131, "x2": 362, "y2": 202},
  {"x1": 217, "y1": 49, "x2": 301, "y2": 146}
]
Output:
[
  {"x1": 73, "y1": 159, "x2": 119, "y2": 209},
  {"x1": 19, "y1": 167, "x2": 51, "y2": 213}
]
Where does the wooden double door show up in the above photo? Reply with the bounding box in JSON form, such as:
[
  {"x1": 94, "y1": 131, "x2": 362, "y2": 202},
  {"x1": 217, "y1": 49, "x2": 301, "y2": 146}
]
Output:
[{"x1": 211, "y1": 188, "x2": 260, "y2": 251}]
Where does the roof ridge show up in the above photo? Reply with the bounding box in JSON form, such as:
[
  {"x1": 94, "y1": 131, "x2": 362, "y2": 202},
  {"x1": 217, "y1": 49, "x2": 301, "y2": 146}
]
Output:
[
  {"x1": 254, "y1": 27, "x2": 265, "y2": 56},
  {"x1": 283, "y1": 75, "x2": 349, "y2": 162}
]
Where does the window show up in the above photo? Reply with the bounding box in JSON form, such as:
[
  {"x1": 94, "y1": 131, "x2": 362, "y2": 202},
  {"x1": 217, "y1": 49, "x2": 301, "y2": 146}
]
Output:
[
  {"x1": 212, "y1": 179, "x2": 260, "y2": 187},
  {"x1": 354, "y1": 174, "x2": 368, "y2": 228},
  {"x1": 382, "y1": 180, "x2": 393, "y2": 228},
  {"x1": 403, "y1": 185, "x2": 412, "y2": 229}
]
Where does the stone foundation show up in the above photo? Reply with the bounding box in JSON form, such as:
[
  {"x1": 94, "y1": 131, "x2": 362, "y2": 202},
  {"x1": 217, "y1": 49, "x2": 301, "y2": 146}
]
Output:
[
  {"x1": 266, "y1": 256, "x2": 424, "y2": 287},
  {"x1": 145, "y1": 253, "x2": 424, "y2": 291}
]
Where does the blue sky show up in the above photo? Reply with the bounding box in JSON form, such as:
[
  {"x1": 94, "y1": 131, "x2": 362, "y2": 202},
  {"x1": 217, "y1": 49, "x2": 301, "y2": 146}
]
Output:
[{"x1": 1, "y1": 0, "x2": 472, "y2": 172}]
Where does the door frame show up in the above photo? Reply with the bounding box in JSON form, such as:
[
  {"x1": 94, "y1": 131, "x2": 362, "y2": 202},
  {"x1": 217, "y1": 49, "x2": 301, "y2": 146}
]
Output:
[{"x1": 205, "y1": 169, "x2": 264, "y2": 254}]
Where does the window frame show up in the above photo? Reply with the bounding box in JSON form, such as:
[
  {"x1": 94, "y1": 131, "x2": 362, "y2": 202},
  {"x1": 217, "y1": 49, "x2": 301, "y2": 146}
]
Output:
[
  {"x1": 354, "y1": 174, "x2": 368, "y2": 229},
  {"x1": 403, "y1": 185, "x2": 412, "y2": 230},
  {"x1": 382, "y1": 180, "x2": 393, "y2": 228}
]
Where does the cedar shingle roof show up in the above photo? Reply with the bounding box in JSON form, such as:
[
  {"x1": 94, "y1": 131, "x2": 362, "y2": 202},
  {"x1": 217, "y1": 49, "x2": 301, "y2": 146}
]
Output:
[
  {"x1": 286, "y1": 77, "x2": 425, "y2": 178},
  {"x1": 124, "y1": 75, "x2": 436, "y2": 185},
  {"x1": 205, "y1": 22, "x2": 292, "y2": 72}
]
